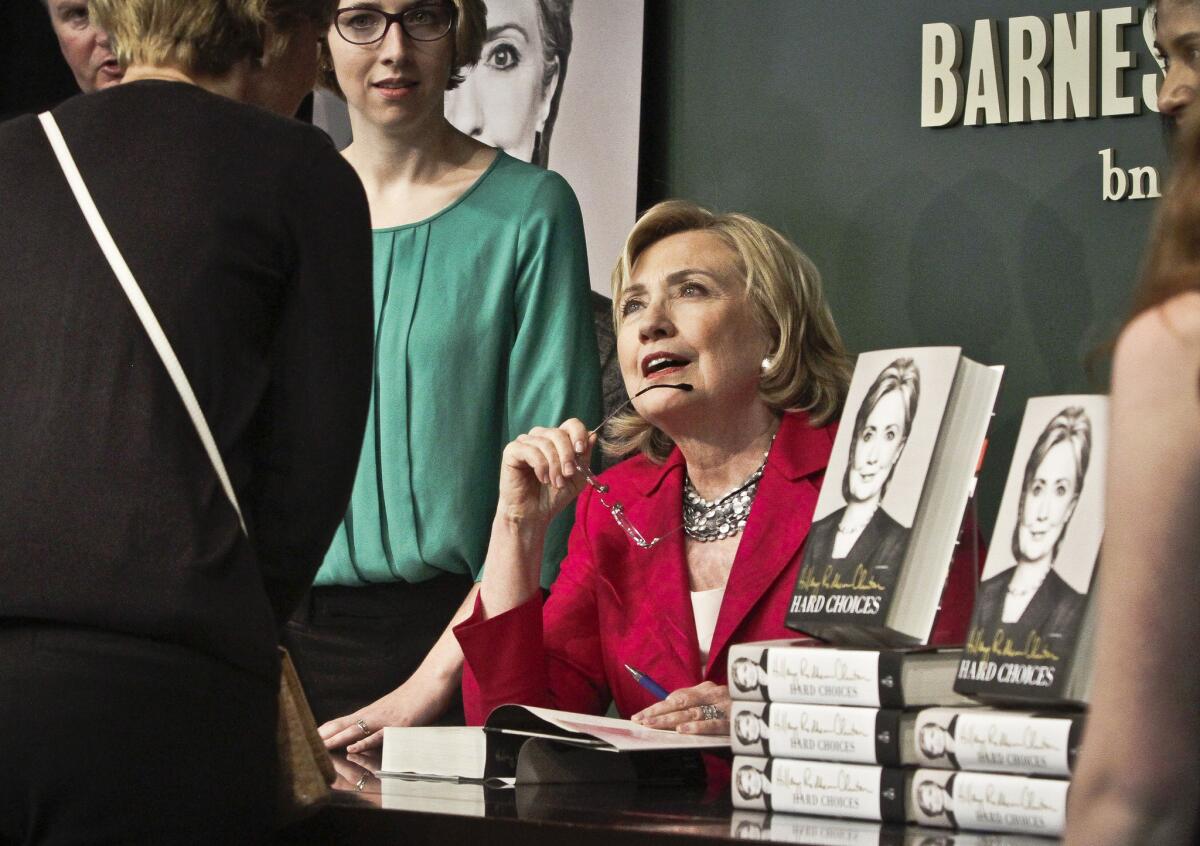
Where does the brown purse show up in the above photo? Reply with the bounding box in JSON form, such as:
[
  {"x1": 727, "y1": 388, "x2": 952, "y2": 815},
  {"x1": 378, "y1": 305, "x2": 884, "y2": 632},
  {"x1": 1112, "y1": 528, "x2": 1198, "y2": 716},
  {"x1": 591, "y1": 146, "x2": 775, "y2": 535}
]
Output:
[
  {"x1": 39, "y1": 110, "x2": 336, "y2": 825},
  {"x1": 277, "y1": 648, "x2": 337, "y2": 823}
]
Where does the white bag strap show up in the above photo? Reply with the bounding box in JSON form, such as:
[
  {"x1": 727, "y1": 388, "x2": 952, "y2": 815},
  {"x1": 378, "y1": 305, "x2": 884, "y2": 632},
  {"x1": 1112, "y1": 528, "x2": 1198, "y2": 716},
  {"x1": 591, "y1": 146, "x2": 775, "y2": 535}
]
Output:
[{"x1": 39, "y1": 111, "x2": 247, "y2": 537}]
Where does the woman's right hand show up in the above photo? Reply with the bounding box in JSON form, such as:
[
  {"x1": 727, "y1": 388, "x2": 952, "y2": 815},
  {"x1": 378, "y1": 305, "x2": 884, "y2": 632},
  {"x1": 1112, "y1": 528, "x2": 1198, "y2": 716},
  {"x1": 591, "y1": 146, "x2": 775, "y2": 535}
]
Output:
[{"x1": 496, "y1": 418, "x2": 595, "y2": 529}]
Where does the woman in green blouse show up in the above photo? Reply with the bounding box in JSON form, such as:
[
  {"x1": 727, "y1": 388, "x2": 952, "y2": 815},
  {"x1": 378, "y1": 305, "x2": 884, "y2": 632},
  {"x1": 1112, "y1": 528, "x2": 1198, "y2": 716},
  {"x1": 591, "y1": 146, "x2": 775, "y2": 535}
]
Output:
[{"x1": 287, "y1": 0, "x2": 601, "y2": 749}]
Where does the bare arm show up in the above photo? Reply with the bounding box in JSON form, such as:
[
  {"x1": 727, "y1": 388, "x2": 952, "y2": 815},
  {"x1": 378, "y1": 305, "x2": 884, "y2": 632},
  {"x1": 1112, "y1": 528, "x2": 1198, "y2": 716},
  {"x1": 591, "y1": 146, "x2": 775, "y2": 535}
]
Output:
[
  {"x1": 1065, "y1": 298, "x2": 1200, "y2": 846},
  {"x1": 318, "y1": 582, "x2": 480, "y2": 751},
  {"x1": 477, "y1": 421, "x2": 592, "y2": 619}
]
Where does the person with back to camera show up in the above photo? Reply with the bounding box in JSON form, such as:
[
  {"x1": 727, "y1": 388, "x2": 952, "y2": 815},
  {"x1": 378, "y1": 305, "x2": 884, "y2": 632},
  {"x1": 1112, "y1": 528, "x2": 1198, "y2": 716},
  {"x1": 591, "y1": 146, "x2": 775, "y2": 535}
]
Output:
[
  {"x1": 444, "y1": 0, "x2": 572, "y2": 165},
  {"x1": 39, "y1": 0, "x2": 124, "y2": 92},
  {"x1": 297, "y1": 0, "x2": 601, "y2": 752},
  {"x1": 452, "y1": 201, "x2": 980, "y2": 735},
  {"x1": 799, "y1": 357, "x2": 919, "y2": 591},
  {"x1": 973, "y1": 408, "x2": 1091, "y2": 649},
  {"x1": 0, "y1": 0, "x2": 374, "y2": 841},
  {"x1": 1064, "y1": 112, "x2": 1200, "y2": 846}
]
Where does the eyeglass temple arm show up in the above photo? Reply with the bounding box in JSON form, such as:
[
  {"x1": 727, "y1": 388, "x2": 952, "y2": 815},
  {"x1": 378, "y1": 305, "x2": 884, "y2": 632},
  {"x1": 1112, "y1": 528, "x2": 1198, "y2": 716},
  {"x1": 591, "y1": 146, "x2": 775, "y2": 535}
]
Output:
[
  {"x1": 573, "y1": 383, "x2": 693, "y2": 490},
  {"x1": 587, "y1": 383, "x2": 693, "y2": 438},
  {"x1": 568, "y1": 382, "x2": 692, "y2": 550}
]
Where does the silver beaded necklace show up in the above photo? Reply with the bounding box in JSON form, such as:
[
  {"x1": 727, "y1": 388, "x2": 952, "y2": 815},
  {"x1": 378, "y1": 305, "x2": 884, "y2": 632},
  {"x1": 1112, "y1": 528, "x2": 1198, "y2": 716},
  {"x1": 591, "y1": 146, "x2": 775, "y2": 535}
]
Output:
[{"x1": 682, "y1": 437, "x2": 774, "y2": 542}]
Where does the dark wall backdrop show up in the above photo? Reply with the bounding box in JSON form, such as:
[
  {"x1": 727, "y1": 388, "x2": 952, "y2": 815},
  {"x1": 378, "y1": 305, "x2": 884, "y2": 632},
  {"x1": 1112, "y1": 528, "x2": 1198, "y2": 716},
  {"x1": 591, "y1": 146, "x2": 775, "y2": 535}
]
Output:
[
  {"x1": 639, "y1": 1, "x2": 1166, "y2": 534},
  {"x1": 1, "y1": 0, "x2": 1165, "y2": 538}
]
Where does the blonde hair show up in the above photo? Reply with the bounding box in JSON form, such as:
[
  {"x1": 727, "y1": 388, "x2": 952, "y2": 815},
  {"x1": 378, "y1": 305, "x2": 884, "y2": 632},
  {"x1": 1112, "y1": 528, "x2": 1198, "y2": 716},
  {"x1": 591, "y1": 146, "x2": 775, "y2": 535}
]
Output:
[
  {"x1": 606, "y1": 200, "x2": 851, "y2": 462},
  {"x1": 318, "y1": 0, "x2": 487, "y2": 97},
  {"x1": 91, "y1": 0, "x2": 337, "y2": 76}
]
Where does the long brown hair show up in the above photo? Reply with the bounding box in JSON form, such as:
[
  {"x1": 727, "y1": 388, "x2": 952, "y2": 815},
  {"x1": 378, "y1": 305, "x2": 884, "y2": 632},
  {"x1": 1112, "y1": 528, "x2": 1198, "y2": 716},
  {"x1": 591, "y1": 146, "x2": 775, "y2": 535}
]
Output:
[{"x1": 1129, "y1": 111, "x2": 1200, "y2": 321}]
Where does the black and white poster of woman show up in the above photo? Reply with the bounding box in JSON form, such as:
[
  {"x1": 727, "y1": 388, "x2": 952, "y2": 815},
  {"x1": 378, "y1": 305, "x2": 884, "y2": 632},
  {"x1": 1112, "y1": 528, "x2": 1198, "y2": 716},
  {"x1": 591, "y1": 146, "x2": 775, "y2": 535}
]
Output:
[
  {"x1": 314, "y1": 0, "x2": 643, "y2": 295},
  {"x1": 797, "y1": 347, "x2": 961, "y2": 605},
  {"x1": 972, "y1": 395, "x2": 1108, "y2": 665}
]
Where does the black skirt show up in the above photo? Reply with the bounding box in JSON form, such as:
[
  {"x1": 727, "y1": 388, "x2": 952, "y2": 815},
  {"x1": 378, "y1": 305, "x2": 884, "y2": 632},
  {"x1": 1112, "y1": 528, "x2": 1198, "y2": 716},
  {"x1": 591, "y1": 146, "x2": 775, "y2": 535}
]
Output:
[{"x1": 281, "y1": 573, "x2": 473, "y2": 725}]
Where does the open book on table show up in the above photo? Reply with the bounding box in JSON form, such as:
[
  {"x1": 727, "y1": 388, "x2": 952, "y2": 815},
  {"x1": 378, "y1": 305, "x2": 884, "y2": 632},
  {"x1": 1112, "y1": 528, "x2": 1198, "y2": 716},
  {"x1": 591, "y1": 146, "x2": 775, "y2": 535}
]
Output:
[{"x1": 379, "y1": 704, "x2": 729, "y2": 786}]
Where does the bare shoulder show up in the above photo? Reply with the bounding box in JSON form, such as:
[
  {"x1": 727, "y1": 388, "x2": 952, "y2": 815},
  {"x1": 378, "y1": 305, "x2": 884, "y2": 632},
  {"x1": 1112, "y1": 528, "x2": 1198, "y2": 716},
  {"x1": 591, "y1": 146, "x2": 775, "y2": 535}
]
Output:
[
  {"x1": 1158, "y1": 289, "x2": 1200, "y2": 329},
  {"x1": 1114, "y1": 293, "x2": 1200, "y2": 395},
  {"x1": 1118, "y1": 292, "x2": 1200, "y2": 355}
]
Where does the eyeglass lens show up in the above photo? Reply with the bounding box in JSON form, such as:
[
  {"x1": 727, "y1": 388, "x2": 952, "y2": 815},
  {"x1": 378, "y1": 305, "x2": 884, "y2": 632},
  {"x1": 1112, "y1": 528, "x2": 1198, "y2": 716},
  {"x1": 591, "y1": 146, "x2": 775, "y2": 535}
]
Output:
[
  {"x1": 336, "y1": 6, "x2": 455, "y2": 45},
  {"x1": 607, "y1": 502, "x2": 657, "y2": 549},
  {"x1": 576, "y1": 461, "x2": 663, "y2": 550}
]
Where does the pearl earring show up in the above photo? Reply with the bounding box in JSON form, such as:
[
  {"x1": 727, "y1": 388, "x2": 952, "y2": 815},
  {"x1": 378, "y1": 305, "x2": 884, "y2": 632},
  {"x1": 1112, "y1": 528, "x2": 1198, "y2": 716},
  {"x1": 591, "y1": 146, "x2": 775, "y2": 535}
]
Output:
[{"x1": 761, "y1": 357, "x2": 773, "y2": 373}]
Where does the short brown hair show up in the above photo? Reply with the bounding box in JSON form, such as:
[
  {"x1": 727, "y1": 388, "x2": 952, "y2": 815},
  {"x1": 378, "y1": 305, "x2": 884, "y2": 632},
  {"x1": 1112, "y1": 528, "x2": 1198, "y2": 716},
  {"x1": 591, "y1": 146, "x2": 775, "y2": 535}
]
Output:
[
  {"x1": 606, "y1": 200, "x2": 852, "y2": 462},
  {"x1": 318, "y1": 0, "x2": 487, "y2": 98},
  {"x1": 91, "y1": 0, "x2": 337, "y2": 76}
]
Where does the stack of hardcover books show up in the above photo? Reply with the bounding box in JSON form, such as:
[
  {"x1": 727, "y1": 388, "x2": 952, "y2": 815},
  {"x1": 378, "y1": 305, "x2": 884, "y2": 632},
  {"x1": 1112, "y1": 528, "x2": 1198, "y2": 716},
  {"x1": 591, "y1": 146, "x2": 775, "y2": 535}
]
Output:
[
  {"x1": 727, "y1": 642, "x2": 1084, "y2": 838},
  {"x1": 922, "y1": 395, "x2": 1108, "y2": 838},
  {"x1": 729, "y1": 357, "x2": 1107, "y2": 840},
  {"x1": 727, "y1": 641, "x2": 969, "y2": 826}
]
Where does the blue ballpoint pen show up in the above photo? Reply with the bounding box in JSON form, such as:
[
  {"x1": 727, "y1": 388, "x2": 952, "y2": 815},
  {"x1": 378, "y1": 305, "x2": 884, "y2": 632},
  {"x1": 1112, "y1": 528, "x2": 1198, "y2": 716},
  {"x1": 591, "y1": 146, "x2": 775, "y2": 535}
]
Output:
[{"x1": 624, "y1": 663, "x2": 670, "y2": 701}]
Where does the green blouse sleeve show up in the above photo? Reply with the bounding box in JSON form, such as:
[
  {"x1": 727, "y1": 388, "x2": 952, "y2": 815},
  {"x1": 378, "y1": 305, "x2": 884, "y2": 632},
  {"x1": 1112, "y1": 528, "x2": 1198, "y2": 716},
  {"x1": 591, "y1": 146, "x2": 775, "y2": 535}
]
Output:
[{"x1": 507, "y1": 171, "x2": 604, "y2": 588}]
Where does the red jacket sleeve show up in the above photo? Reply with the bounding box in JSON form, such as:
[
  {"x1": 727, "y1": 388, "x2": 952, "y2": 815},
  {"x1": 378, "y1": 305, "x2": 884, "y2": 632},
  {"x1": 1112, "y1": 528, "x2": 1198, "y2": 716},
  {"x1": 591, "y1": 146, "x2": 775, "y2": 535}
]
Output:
[{"x1": 455, "y1": 485, "x2": 612, "y2": 724}]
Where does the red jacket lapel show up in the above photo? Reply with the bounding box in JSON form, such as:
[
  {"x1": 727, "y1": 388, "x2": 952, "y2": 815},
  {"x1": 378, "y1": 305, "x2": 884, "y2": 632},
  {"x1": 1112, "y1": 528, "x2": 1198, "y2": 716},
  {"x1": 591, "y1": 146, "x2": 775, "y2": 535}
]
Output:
[
  {"x1": 610, "y1": 413, "x2": 836, "y2": 684},
  {"x1": 622, "y1": 450, "x2": 702, "y2": 679},
  {"x1": 706, "y1": 413, "x2": 837, "y2": 674}
]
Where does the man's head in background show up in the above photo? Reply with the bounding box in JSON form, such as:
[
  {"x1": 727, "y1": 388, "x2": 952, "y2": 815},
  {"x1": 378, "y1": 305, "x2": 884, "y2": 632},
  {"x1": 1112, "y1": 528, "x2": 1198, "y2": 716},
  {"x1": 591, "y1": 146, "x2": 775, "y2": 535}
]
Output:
[{"x1": 42, "y1": 0, "x2": 123, "y2": 92}]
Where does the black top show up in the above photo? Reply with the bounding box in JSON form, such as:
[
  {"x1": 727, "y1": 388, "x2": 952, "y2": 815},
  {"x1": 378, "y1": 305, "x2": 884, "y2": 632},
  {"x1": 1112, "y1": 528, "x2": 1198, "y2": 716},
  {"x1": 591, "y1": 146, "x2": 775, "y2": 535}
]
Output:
[
  {"x1": 0, "y1": 82, "x2": 373, "y2": 680},
  {"x1": 801, "y1": 505, "x2": 911, "y2": 590},
  {"x1": 973, "y1": 568, "x2": 1086, "y2": 655},
  {"x1": 959, "y1": 568, "x2": 1087, "y2": 701},
  {"x1": 792, "y1": 505, "x2": 911, "y2": 627}
]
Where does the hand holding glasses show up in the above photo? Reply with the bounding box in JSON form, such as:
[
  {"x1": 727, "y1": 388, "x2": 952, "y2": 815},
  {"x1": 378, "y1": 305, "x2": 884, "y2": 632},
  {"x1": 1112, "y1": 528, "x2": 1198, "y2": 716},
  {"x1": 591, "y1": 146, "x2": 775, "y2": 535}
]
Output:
[{"x1": 573, "y1": 383, "x2": 692, "y2": 549}]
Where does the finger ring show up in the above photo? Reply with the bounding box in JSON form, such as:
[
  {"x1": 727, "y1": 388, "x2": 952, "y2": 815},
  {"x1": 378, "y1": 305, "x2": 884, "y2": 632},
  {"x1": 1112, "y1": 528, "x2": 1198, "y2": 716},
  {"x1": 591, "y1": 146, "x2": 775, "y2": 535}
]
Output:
[
  {"x1": 356, "y1": 718, "x2": 371, "y2": 736},
  {"x1": 355, "y1": 773, "x2": 370, "y2": 791},
  {"x1": 699, "y1": 704, "x2": 725, "y2": 721}
]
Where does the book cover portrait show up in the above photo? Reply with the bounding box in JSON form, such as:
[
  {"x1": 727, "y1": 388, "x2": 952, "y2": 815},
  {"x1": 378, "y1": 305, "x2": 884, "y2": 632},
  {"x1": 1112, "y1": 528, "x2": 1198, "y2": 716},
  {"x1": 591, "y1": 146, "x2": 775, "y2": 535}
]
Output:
[
  {"x1": 914, "y1": 709, "x2": 962, "y2": 769},
  {"x1": 959, "y1": 395, "x2": 1108, "y2": 701},
  {"x1": 733, "y1": 758, "x2": 774, "y2": 812},
  {"x1": 795, "y1": 348, "x2": 960, "y2": 623},
  {"x1": 911, "y1": 770, "x2": 959, "y2": 829}
]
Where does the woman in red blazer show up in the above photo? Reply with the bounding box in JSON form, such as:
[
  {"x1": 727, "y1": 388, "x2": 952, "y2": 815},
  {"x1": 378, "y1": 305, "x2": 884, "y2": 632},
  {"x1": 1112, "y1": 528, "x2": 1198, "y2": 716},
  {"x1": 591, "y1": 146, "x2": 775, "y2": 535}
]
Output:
[{"x1": 454, "y1": 201, "x2": 978, "y2": 734}]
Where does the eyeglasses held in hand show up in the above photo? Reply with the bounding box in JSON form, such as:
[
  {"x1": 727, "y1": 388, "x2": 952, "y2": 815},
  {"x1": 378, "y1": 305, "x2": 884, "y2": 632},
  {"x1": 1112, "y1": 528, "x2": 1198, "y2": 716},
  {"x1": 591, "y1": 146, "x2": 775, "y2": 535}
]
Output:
[
  {"x1": 334, "y1": 5, "x2": 456, "y2": 45},
  {"x1": 574, "y1": 383, "x2": 692, "y2": 549}
]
